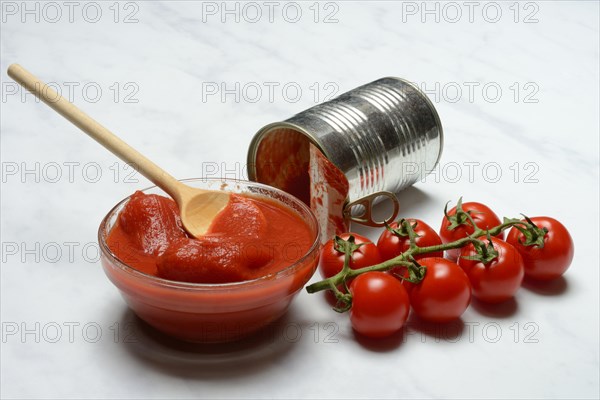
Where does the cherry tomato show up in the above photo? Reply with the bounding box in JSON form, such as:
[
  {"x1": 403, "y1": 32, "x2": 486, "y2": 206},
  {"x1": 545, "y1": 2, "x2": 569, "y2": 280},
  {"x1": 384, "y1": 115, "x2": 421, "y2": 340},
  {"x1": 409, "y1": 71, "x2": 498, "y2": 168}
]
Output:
[
  {"x1": 349, "y1": 272, "x2": 410, "y2": 338},
  {"x1": 458, "y1": 237, "x2": 524, "y2": 303},
  {"x1": 440, "y1": 201, "x2": 503, "y2": 261},
  {"x1": 404, "y1": 257, "x2": 471, "y2": 322},
  {"x1": 377, "y1": 219, "x2": 443, "y2": 261},
  {"x1": 319, "y1": 233, "x2": 381, "y2": 279},
  {"x1": 506, "y1": 217, "x2": 574, "y2": 281}
]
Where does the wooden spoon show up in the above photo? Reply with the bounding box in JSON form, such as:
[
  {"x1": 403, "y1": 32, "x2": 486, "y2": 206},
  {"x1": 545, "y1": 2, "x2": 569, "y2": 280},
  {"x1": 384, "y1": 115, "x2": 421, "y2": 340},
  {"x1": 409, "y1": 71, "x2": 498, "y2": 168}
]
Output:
[{"x1": 7, "y1": 64, "x2": 230, "y2": 238}]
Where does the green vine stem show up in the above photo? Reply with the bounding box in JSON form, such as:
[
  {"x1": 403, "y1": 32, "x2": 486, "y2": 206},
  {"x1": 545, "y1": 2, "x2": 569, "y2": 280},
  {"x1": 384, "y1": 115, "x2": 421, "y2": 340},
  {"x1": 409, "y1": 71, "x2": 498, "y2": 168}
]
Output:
[{"x1": 305, "y1": 210, "x2": 545, "y2": 307}]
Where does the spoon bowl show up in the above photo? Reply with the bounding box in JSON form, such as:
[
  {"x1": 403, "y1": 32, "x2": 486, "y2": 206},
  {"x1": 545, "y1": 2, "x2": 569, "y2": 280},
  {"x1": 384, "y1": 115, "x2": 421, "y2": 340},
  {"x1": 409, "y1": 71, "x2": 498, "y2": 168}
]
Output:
[{"x1": 177, "y1": 188, "x2": 231, "y2": 237}]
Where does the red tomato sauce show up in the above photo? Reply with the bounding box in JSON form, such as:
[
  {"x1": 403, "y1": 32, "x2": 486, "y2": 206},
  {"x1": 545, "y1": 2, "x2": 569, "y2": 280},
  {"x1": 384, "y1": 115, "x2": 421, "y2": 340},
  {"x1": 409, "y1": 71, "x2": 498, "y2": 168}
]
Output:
[
  {"x1": 255, "y1": 128, "x2": 311, "y2": 205},
  {"x1": 309, "y1": 143, "x2": 349, "y2": 241},
  {"x1": 106, "y1": 191, "x2": 314, "y2": 284}
]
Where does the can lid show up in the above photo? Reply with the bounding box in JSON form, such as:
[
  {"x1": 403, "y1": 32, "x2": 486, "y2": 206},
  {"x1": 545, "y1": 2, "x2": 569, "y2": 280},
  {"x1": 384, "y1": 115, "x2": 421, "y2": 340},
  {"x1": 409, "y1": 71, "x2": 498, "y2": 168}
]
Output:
[{"x1": 344, "y1": 191, "x2": 400, "y2": 228}]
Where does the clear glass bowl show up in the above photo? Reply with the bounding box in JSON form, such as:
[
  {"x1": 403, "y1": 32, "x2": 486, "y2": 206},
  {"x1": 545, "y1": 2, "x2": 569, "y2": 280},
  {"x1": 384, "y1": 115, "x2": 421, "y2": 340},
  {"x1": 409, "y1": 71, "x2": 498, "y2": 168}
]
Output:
[{"x1": 98, "y1": 178, "x2": 320, "y2": 343}]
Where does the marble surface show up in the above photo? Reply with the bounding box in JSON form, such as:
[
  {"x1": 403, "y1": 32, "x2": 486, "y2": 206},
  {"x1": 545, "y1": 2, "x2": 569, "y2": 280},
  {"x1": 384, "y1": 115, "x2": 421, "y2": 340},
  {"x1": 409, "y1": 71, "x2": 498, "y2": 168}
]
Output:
[{"x1": 1, "y1": 1, "x2": 599, "y2": 399}]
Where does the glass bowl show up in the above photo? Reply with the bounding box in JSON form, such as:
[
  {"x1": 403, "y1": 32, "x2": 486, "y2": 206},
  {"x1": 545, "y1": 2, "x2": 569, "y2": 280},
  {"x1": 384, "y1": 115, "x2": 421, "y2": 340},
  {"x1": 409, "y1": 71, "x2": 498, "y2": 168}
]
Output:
[{"x1": 98, "y1": 178, "x2": 320, "y2": 343}]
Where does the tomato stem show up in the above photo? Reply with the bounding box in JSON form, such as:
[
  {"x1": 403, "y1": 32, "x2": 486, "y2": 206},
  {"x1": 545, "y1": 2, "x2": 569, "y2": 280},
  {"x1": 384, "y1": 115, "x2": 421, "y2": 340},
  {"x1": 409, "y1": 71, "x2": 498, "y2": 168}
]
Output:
[{"x1": 305, "y1": 216, "x2": 539, "y2": 301}]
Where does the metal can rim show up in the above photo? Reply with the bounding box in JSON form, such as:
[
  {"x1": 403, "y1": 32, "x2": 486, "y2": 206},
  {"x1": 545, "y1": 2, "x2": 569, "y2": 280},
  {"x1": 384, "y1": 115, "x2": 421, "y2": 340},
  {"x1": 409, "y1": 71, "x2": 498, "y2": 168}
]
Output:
[{"x1": 247, "y1": 120, "x2": 332, "y2": 182}]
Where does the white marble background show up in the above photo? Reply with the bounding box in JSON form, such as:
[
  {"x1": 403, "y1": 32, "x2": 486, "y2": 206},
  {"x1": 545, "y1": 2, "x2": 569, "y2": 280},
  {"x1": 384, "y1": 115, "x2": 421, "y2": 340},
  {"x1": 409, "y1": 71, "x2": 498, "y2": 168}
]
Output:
[{"x1": 1, "y1": 1, "x2": 598, "y2": 399}]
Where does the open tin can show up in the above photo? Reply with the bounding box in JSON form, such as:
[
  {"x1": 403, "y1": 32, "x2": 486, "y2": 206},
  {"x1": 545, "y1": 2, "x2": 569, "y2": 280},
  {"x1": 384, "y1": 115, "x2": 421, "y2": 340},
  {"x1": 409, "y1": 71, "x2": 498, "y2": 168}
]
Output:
[{"x1": 247, "y1": 77, "x2": 443, "y2": 240}]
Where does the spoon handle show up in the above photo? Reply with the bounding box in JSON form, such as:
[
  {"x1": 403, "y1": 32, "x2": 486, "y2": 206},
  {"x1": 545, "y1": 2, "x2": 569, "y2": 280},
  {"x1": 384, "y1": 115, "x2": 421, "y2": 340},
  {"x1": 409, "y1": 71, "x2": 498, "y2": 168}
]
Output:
[{"x1": 7, "y1": 63, "x2": 186, "y2": 201}]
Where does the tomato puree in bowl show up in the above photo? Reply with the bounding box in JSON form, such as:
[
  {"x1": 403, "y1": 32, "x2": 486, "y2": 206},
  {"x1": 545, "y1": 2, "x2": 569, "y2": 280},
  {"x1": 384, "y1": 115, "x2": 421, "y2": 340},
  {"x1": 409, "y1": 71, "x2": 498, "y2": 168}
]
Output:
[
  {"x1": 100, "y1": 180, "x2": 320, "y2": 343},
  {"x1": 106, "y1": 191, "x2": 314, "y2": 284}
]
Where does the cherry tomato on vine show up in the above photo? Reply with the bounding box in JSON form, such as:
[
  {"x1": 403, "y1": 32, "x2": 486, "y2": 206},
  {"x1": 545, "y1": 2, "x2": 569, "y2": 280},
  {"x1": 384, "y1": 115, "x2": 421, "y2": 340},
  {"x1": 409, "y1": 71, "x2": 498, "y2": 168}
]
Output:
[
  {"x1": 349, "y1": 272, "x2": 410, "y2": 338},
  {"x1": 440, "y1": 201, "x2": 503, "y2": 261},
  {"x1": 319, "y1": 233, "x2": 381, "y2": 279},
  {"x1": 506, "y1": 217, "x2": 574, "y2": 281},
  {"x1": 377, "y1": 219, "x2": 443, "y2": 261},
  {"x1": 404, "y1": 257, "x2": 471, "y2": 323},
  {"x1": 458, "y1": 237, "x2": 524, "y2": 303}
]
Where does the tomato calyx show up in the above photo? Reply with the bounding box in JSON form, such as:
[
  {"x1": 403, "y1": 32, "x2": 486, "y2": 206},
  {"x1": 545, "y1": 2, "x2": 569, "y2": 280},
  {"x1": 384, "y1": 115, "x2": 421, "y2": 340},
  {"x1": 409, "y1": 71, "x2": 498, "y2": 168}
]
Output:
[
  {"x1": 386, "y1": 220, "x2": 427, "y2": 282},
  {"x1": 330, "y1": 287, "x2": 353, "y2": 313},
  {"x1": 507, "y1": 215, "x2": 548, "y2": 248},
  {"x1": 385, "y1": 219, "x2": 420, "y2": 240},
  {"x1": 388, "y1": 218, "x2": 421, "y2": 250},
  {"x1": 460, "y1": 235, "x2": 499, "y2": 265},
  {"x1": 444, "y1": 197, "x2": 479, "y2": 231},
  {"x1": 333, "y1": 234, "x2": 364, "y2": 255},
  {"x1": 393, "y1": 260, "x2": 427, "y2": 284}
]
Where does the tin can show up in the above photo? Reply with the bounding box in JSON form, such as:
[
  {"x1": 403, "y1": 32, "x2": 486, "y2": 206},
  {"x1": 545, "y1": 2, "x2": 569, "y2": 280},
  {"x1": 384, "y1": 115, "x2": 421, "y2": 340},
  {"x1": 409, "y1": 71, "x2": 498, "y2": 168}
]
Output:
[{"x1": 247, "y1": 77, "x2": 443, "y2": 228}]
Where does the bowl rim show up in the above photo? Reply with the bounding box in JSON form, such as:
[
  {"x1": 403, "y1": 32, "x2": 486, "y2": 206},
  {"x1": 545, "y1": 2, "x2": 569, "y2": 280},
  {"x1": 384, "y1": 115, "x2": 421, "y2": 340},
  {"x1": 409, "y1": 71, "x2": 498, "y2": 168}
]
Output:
[{"x1": 98, "y1": 178, "x2": 321, "y2": 291}]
